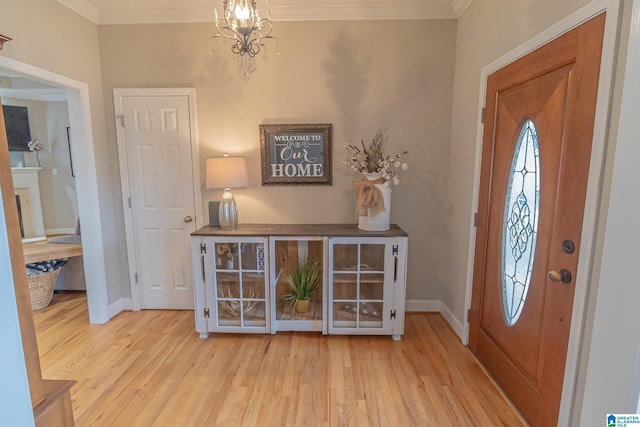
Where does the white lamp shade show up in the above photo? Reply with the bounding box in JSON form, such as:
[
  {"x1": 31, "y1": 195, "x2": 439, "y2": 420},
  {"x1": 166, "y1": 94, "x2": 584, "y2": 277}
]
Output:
[{"x1": 206, "y1": 156, "x2": 249, "y2": 189}]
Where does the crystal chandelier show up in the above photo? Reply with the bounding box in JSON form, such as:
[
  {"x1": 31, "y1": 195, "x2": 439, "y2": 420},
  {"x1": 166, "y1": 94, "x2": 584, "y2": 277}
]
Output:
[{"x1": 210, "y1": 0, "x2": 276, "y2": 81}]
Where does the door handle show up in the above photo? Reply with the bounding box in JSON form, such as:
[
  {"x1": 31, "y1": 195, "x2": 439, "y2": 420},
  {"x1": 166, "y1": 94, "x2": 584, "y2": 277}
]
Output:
[
  {"x1": 184, "y1": 215, "x2": 193, "y2": 223},
  {"x1": 393, "y1": 255, "x2": 398, "y2": 282},
  {"x1": 548, "y1": 269, "x2": 572, "y2": 283}
]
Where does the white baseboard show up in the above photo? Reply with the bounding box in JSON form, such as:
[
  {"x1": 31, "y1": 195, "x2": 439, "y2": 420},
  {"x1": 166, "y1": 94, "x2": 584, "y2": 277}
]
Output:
[
  {"x1": 45, "y1": 228, "x2": 76, "y2": 235},
  {"x1": 108, "y1": 298, "x2": 132, "y2": 319},
  {"x1": 439, "y1": 302, "x2": 464, "y2": 338},
  {"x1": 405, "y1": 299, "x2": 464, "y2": 339}
]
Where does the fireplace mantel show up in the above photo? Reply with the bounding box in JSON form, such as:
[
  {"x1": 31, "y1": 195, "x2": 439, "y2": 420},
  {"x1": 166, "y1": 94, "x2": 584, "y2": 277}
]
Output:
[{"x1": 11, "y1": 167, "x2": 46, "y2": 243}]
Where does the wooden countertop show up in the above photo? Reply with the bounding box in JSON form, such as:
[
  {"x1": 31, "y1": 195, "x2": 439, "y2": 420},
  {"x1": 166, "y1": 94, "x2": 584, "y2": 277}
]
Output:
[
  {"x1": 192, "y1": 223, "x2": 409, "y2": 238},
  {"x1": 23, "y1": 236, "x2": 83, "y2": 264}
]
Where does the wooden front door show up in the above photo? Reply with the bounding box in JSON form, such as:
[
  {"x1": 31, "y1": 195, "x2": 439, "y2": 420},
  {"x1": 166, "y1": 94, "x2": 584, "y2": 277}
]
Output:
[{"x1": 468, "y1": 14, "x2": 605, "y2": 427}]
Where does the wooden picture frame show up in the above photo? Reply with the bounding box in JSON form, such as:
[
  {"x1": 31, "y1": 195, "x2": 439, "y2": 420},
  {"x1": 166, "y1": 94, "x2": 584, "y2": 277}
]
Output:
[{"x1": 259, "y1": 123, "x2": 332, "y2": 186}]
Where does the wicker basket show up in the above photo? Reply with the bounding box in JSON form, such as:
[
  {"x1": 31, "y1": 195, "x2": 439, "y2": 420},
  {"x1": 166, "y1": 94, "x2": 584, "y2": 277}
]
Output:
[{"x1": 28, "y1": 269, "x2": 61, "y2": 311}]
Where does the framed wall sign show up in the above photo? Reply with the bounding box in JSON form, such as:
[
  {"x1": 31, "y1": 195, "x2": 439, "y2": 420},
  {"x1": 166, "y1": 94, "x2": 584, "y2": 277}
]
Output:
[{"x1": 260, "y1": 123, "x2": 332, "y2": 185}]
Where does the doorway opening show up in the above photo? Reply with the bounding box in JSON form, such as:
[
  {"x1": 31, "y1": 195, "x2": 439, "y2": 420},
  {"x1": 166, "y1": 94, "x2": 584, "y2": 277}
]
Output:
[{"x1": 0, "y1": 55, "x2": 109, "y2": 323}]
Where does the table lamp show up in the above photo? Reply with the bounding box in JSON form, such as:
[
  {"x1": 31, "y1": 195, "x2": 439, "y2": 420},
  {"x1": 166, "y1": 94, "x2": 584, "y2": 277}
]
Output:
[{"x1": 206, "y1": 155, "x2": 249, "y2": 230}]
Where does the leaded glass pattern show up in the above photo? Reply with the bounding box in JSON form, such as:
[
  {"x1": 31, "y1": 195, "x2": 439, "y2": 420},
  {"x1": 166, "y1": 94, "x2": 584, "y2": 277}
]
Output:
[{"x1": 501, "y1": 119, "x2": 540, "y2": 326}]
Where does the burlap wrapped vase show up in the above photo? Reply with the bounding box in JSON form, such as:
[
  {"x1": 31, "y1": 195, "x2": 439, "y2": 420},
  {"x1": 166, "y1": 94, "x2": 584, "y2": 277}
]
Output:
[{"x1": 352, "y1": 172, "x2": 391, "y2": 231}]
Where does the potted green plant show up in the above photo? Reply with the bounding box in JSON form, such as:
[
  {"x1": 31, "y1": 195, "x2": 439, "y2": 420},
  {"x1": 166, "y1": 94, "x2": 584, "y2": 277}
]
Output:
[{"x1": 282, "y1": 256, "x2": 320, "y2": 313}]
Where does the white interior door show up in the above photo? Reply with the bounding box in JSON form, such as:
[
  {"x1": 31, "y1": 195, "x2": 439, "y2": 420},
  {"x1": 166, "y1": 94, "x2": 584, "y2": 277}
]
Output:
[{"x1": 115, "y1": 89, "x2": 200, "y2": 309}]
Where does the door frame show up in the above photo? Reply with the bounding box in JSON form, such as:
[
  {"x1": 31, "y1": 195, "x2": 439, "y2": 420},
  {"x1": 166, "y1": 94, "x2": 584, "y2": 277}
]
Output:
[
  {"x1": 461, "y1": 0, "x2": 621, "y2": 424},
  {"x1": 113, "y1": 88, "x2": 202, "y2": 311},
  {"x1": 0, "y1": 55, "x2": 110, "y2": 324}
]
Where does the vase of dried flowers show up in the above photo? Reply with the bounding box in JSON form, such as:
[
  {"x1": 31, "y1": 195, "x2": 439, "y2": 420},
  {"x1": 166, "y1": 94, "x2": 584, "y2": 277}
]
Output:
[
  {"x1": 344, "y1": 129, "x2": 408, "y2": 231},
  {"x1": 216, "y1": 243, "x2": 237, "y2": 269},
  {"x1": 28, "y1": 140, "x2": 43, "y2": 167},
  {"x1": 356, "y1": 172, "x2": 392, "y2": 231}
]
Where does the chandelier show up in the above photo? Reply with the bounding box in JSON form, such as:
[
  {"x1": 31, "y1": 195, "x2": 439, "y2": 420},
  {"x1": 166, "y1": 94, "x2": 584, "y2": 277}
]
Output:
[{"x1": 210, "y1": 0, "x2": 276, "y2": 80}]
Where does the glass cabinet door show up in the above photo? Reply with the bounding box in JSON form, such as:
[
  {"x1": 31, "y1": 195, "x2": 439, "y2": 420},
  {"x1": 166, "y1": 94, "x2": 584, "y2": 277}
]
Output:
[
  {"x1": 270, "y1": 238, "x2": 324, "y2": 332},
  {"x1": 329, "y1": 238, "x2": 393, "y2": 334},
  {"x1": 205, "y1": 238, "x2": 269, "y2": 332}
]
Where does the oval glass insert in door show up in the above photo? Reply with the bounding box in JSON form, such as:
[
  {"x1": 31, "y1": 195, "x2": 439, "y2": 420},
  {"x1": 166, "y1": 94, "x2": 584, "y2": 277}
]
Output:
[{"x1": 502, "y1": 119, "x2": 540, "y2": 326}]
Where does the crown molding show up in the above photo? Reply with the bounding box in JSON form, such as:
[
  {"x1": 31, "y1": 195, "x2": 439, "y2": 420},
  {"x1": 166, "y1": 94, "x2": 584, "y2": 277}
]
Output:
[
  {"x1": 96, "y1": 5, "x2": 456, "y2": 25},
  {"x1": 267, "y1": 4, "x2": 457, "y2": 21},
  {"x1": 0, "y1": 88, "x2": 68, "y2": 102},
  {"x1": 451, "y1": 0, "x2": 474, "y2": 17},
  {"x1": 97, "y1": 8, "x2": 215, "y2": 25},
  {"x1": 58, "y1": 1, "x2": 469, "y2": 25},
  {"x1": 57, "y1": 0, "x2": 99, "y2": 24}
]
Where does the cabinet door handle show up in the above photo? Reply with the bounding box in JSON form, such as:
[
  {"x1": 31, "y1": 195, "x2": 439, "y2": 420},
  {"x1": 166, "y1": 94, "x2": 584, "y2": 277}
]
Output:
[
  {"x1": 201, "y1": 255, "x2": 205, "y2": 282},
  {"x1": 394, "y1": 256, "x2": 398, "y2": 282}
]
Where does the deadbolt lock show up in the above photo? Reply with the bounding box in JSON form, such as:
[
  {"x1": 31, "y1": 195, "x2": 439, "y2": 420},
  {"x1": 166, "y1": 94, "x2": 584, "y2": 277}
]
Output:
[{"x1": 562, "y1": 239, "x2": 575, "y2": 254}]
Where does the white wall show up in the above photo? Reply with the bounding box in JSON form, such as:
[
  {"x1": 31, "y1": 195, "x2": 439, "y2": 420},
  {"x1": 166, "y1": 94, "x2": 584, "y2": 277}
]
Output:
[{"x1": 577, "y1": 0, "x2": 640, "y2": 421}]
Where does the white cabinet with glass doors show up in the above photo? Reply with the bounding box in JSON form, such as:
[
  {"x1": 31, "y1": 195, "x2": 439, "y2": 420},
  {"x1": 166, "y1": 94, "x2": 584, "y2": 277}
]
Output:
[
  {"x1": 191, "y1": 224, "x2": 408, "y2": 339},
  {"x1": 270, "y1": 236, "x2": 327, "y2": 333},
  {"x1": 329, "y1": 237, "x2": 407, "y2": 338},
  {"x1": 192, "y1": 236, "x2": 269, "y2": 337}
]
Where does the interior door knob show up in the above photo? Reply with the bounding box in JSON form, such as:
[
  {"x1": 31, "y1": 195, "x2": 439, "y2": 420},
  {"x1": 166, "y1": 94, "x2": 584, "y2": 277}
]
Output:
[
  {"x1": 184, "y1": 215, "x2": 193, "y2": 223},
  {"x1": 548, "y1": 269, "x2": 571, "y2": 283}
]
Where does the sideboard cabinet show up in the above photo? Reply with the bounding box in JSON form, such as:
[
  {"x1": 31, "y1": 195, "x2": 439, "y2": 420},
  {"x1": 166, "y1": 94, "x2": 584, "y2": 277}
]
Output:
[{"x1": 191, "y1": 224, "x2": 408, "y2": 339}]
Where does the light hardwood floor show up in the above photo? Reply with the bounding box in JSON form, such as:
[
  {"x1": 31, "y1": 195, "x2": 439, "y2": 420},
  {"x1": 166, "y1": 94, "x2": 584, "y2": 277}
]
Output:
[{"x1": 33, "y1": 293, "x2": 527, "y2": 426}]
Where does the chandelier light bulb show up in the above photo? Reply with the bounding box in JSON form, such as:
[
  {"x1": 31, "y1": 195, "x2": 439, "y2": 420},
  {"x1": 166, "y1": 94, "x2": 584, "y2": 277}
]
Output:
[
  {"x1": 235, "y1": 4, "x2": 250, "y2": 23},
  {"x1": 210, "y1": 0, "x2": 276, "y2": 80}
]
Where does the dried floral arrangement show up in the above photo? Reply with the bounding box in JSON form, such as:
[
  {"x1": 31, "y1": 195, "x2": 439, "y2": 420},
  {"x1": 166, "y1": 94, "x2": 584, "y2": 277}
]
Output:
[
  {"x1": 216, "y1": 243, "x2": 237, "y2": 260},
  {"x1": 28, "y1": 139, "x2": 43, "y2": 167},
  {"x1": 27, "y1": 139, "x2": 42, "y2": 153},
  {"x1": 343, "y1": 129, "x2": 408, "y2": 185}
]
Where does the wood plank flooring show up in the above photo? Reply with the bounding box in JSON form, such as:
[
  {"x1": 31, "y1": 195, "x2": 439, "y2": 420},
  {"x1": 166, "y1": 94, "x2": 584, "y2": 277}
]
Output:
[{"x1": 33, "y1": 293, "x2": 527, "y2": 426}]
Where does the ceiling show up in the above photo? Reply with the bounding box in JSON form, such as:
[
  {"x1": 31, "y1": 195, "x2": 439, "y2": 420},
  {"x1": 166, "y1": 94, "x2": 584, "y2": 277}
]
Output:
[{"x1": 56, "y1": 0, "x2": 474, "y2": 25}]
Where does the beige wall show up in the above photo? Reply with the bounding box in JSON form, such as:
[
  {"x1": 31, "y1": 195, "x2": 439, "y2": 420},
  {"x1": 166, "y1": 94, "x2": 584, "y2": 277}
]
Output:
[
  {"x1": 44, "y1": 101, "x2": 78, "y2": 231},
  {"x1": 4, "y1": 98, "x2": 77, "y2": 232},
  {"x1": 0, "y1": 0, "x2": 123, "y2": 304},
  {"x1": 98, "y1": 19, "x2": 457, "y2": 301},
  {"x1": 446, "y1": 0, "x2": 593, "y2": 321}
]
